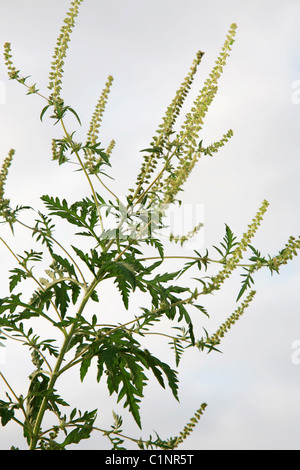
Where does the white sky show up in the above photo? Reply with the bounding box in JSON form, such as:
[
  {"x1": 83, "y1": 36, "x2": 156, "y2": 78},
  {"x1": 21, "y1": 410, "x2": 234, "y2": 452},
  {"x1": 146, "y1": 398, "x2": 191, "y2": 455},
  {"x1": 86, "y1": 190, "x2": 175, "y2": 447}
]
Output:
[{"x1": 0, "y1": 0, "x2": 300, "y2": 450}]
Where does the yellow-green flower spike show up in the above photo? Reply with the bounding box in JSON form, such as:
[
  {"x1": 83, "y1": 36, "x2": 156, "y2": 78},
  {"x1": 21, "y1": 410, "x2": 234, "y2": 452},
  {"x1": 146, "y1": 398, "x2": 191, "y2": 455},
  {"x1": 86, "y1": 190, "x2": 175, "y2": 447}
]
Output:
[
  {"x1": 174, "y1": 403, "x2": 208, "y2": 447},
  {"x1": 3, "y1": 43, "x2": 19, "y2": 80},
  {"x1": 86, "y1": 75, "x2": 114, "y2": 146},
  {"x1": 208, "y1": 290, "x2": 256, "y2": 346},
  {"x1": 133, "y1": 50, "x2": 204, "y2": 200},
  {"x1": 208, "y1": 200, "x2": 269, "y2": 292},
  {"x1": 48, "y1": 0, "x2": 84, "y2": 100},
  {"x1": 0, "y1": 149, "x2": 15, "y2": 219}
]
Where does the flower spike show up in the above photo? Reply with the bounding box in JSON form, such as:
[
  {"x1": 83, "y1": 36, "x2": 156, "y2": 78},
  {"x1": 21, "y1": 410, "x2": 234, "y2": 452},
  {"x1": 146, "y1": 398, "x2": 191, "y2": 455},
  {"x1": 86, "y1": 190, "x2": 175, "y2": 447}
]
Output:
[{"x1": 48, "y1": 0, "x2": 84, "y2": 100}]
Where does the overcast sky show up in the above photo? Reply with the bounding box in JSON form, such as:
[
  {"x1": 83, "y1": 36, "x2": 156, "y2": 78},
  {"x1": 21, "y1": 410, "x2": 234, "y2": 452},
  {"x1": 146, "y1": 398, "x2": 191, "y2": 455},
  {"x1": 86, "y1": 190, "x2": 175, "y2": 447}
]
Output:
[{"x1": 0, "y1": 0, "x2": 300, "y2": 450}]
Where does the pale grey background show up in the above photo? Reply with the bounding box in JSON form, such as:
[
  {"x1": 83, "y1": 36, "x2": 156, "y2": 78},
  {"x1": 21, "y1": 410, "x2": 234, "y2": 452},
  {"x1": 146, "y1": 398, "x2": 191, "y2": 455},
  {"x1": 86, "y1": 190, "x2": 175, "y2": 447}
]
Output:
[{"x1": 0, "y1": 0, "x2": 300, "y2": 450}]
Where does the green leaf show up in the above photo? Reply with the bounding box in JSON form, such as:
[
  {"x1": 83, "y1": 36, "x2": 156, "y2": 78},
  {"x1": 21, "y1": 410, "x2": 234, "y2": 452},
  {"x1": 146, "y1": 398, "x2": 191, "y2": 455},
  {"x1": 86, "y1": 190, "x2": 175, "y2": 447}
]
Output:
[
  {"x1": 70, "y1": 408, "x2": 77, "y2": 421},
  {"x1": 104, "y1": 261, "x2": 137, "y2": 309},
  {"x1": 151, "y1": 270, "x2": 181, "y2": 284},
  {"x1": 53, "y1": 282, "x2": 71, "y2": 318},
  {"x1": 236, "y1": 267, "x2": 255, "y2": 301},
  {"x1": 25, "y1": 373, "x2": 50, "y2": 442},
  {"x1": 94, "y1": 330, "x2": 180, "y2": 428},
  {"x1": 71, "y1": 246, "x2": 95, "y2": 274},
  {"x1": 171, "y1": 338, "x2": 184, "y2": 367},
  {"x1": 141, "y1": 349, "x2": 179, "y2": 401},
  {"x1": 41, "y1": 195, "x2": 100, "y2": 242},
  {"x1": 213, "y1": 224, "x2": 238, "y2": 259},
  {"x1": 40, "y1": 104, "x2": 52, "y2": 122},
  {"x1": 0, "y1": 294, "x2": 23, "y2": 315},
  {"x1": 117, "y1": 365, "x2": 143, "y2": 429},
  {"x1": 84, "y1": 143, "x2": 111, "y2": 166},
  {"x1": 62, "y1": 424, "x2": 93, "y2": 447},
  {"x1": 140, "y1": 147, "x2": 163, "y2": 154},
  {"x1": 80, "y1": 356, "x2": 92, "y2": 382},
  {"x1": 144, "y1": 237, "x2": 164, "y2": 259},
  {"x1": 65, "y1": 106, "x2": 82, "y2": 125},
  {"x1": 51, "y1": 253, "x2": 77, "y2": 279},
  {"x1": 188, "y1": 322, "x2": 195, "y2": 346},
  {"x1": 0, "y1": 401, "x2": 15, "y2": 426},
  {"x1": 8, "y1": 268, "x2": 28, "y2": 292}
]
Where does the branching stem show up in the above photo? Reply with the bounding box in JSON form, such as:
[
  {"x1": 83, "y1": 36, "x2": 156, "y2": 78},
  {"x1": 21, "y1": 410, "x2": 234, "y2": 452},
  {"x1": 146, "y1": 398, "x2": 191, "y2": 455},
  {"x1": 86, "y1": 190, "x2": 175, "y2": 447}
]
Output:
[
  {"x1": 28, "y1": 274, "x2": 101, "y2": 450},
  {"x1": 60, "y1": 118, "x2": 104, "y2": 232}
]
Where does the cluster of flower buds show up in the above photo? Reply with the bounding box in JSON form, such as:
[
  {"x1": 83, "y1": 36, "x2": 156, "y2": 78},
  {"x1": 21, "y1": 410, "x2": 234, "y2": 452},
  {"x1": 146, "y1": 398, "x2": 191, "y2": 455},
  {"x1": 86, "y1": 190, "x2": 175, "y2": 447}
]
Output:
[
  {"x1": 48, "y1": 0, "x2": 84, "y2": 100},
  {"x1": 0, "y1": 149, "x2": 14, "y2": 220},
  {"x1": 208, "y1": 290, "x2": 256, "y2": 346}
]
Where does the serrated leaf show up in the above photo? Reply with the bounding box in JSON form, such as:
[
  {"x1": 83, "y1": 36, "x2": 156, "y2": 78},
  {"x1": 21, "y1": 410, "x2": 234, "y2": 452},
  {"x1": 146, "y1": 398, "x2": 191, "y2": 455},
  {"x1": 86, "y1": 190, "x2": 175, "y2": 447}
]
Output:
[
  {"x1": 71, "y1": 246, "x2": 95, "y2": 274},
  {"x1": 236, "y1": 268, "x2": 255, "y2": 301},
  {"x1": 152, "y1": 270, "x2": 181, "y2": 283},
  {"x1": 53, "y1": 282, "x2": 70, "y2": 318},
  {"x1": 140, "y1": 349, "x2": 179, "y2": 401},
  {"x1": 62, "y1": 424, "x2": 93, "y2": 447},
  {"x1": 8, "y1": 268, "x2": 28, "y2": 292},
  {"x1": 117, "y1": 365, "x2": 142, "y2": 429},
  {"x1": 105, "y1": 261, "x2": 137, "y2": 310},
  {"x1": 145, "y1": 237, "x2": 164, "y2": 259},
  {"x1": 213, "y1": 224, "x2": 239, "y2": 259}
]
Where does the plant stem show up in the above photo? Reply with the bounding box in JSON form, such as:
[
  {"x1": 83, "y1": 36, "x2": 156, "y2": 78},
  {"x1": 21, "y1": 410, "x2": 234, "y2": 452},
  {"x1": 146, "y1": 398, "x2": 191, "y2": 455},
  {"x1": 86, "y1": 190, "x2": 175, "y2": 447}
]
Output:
[
  {"x1": 28, "y1": 275, "x2": 101, "y2": 450},
  {"x1": 0, "y1": 371, "x2": 20, "y2": 403},
  {"x1": 60, "y1": 118, "x2": 104, "y2": 232},
  {"x1": 0, "y1": 235, "x2": 64, "y2": 324},
  {"x1": 95, "y1": 174, "x2": 120, "y2": 202},
  {"x1": 139, "y1": 254, "x2": 257, "y2": 268},
  {"x1": 16, "y1": 219, "x2": 88, "y2": 288},
  {"x1": 0, "y1": 371, "x2": 32, "y2": 430}
]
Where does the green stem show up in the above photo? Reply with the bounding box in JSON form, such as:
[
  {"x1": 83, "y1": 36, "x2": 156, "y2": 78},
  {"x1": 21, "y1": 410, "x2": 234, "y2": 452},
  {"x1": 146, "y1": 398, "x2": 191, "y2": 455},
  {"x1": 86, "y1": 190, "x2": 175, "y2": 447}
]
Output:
[
  {"x1": 0, "y1": 371, "x2": 32, "y2": 434},
  {"x1": 0, "y1": 236, "x2": 64, "y2": 324},
  {"x1": 16, "y1": 219, "x2": 88, "y2": 288},
  {"x1": 139, "y1": 254, "x2": 258, "y2": 268},
  {"x1": 0, "y1": 371, "x2": 20, "y2": 403},
  {"x1": 57, "y1": 310, "x2": 175, "y2": 376},
  {"x1": 95, "y1": 173, "x2": 120, "y2": 202},
  {"x1": 60, "y1": 118, "x2": 104, "y2": 232},
  {"x1": 28, "y1": 275, "x2": 101, "y2": 450},
  {"x1": 1, "y1": 324, "x2": 53, "y2": 371},
  {"x1": 131, "y1": 118, "x2": 192, "y2": 206},
  {"x1": 133, "y1": 152, "x2": 173, "y2": 206}
]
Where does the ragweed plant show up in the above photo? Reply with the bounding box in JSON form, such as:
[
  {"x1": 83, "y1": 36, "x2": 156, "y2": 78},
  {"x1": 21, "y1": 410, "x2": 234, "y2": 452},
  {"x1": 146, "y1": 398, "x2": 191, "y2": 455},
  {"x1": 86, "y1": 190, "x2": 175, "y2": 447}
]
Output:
[{"x1": 0, "y1": 0, "x2": 299, "y2": 451}]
